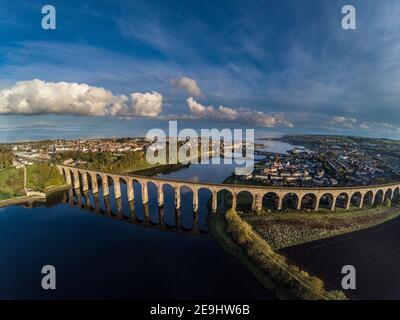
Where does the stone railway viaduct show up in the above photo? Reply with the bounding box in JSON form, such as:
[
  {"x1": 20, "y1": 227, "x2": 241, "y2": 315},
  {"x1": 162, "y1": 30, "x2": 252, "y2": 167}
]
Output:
[{"x1": 57, "y1": 165, "x2": 400, "y2": 213}]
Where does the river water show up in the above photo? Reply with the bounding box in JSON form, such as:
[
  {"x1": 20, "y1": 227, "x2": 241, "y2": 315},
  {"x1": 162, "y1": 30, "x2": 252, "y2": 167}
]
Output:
[{"x1": 0, "y1": 149, "x2": 281, "y2": 299}]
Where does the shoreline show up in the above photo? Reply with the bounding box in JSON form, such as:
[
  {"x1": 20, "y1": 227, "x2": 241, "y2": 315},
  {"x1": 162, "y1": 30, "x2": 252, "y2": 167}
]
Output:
[
  {"x1": 208, "y1": 213, "x2": 293, "y2": 300},
  {"x1": 0, "y1": 184, "x2": 68, "y2": 208}
]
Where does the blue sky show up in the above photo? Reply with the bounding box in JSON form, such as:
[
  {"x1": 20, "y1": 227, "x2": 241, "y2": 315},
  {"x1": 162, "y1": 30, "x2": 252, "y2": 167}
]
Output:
[{"x1": 1, "y1": 0, "x2": 400, "y2": 141}]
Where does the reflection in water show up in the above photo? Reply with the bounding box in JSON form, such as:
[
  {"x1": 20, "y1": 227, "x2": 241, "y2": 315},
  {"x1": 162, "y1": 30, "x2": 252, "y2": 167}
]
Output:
[
  {"x1": 0, "y1": 158, "x2": 277, "y2": 299},
  {"x1": 67, "y1": 186, "x2": 207, "y2": 236}
]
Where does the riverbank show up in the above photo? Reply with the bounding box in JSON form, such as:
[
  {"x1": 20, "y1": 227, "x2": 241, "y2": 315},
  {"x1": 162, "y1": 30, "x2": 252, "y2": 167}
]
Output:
[
  {"x1": 0, "y1": 195, "x2": 46, "y2": 208},
  {"x1": 209, "y1": 210, "x2": 346, "y2": 300},
  {"x1": 244, "y1": 205, "x2": 400, "y2": 250},
  {"x1": 209, "y1": 212, "x2": 291, "y2": 300}
]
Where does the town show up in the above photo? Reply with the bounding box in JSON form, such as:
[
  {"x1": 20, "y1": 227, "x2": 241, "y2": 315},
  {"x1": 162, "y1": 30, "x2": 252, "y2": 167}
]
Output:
[{"x1": 6, "y1": 134, "x2": 400, "y2": 188}]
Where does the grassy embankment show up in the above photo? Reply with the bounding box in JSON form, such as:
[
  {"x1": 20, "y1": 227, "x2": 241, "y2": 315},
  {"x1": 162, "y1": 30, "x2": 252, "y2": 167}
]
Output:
[
  {"x1": 0, "y1": 163, "x2": 66, "y2": 202},
  {"x1": 0, "y1": 167, "x2": 25, "y2": 200},
  {"x1": 209, "y1": 209, "x2": 346, "y2": 300},
  {"x1": 243, "y1": 205, "x2": 400, "y2": 250},
  {"x1": 25, "y1": 163, "x2": 66, "y2": 192}
]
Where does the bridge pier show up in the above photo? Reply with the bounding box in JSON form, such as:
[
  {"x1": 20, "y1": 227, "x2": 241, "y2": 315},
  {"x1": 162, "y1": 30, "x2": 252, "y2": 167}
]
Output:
[
  {"x1": 212, "y1": 191, "x2": 218, "y2": 212},
  {"x1": 331, "y1": 196, "x2": 336, "y2": 211},
  {"x1": 253, "y1": 193, "x2": 263, "y2": 214},
  {"x1": 315, "y1": 197, "x2": 320, "y2": 211},
  {"x1": 277, "y1": 196, "x2": 283, "y2": 211},
  {"x1": 175, "y1": 187, "x2": 181, "y2": 209},
  {"x1": 371, "y1": 193, "x2": 377, "y2": 206},
  {"x1": 359, "y1": 193, "x2": 365, "y2": 208},
  {"x1": 100, "y1": 175, "x2": 109, "y2": 196},
  {"x1": 81, "y1": 172, "x2": 89, "y2": 191},
  {"x1": 90, "y1": 173, "x2": 98, "y2": 193},
  {"x1": 127, "y1": 179, "x2": 134, "y2": 202},
  {"x1": 193, "y1": 189, "x2": 198, "y2": 212},
  {"x1": 231, "y1": 193, "x2": 237, "y2": 211},
  {"x1": 73, "y1": 171, "x2": 80, "y2": 189},
  {"x1": 141, "y1": 182, "x2": 148, "y2": 204},
  {"x1": 113, "y1": 177, "x2": 121, "y2": 199},
  {"x1": 158, "y1": 184, "x2": 164, "y2": 207},
  {"x1": 296, "y1": 198, "x2": 302, "y2": 211},
  {"x1": 64, "y1": 170, "x2": 72, "y2": 186}
]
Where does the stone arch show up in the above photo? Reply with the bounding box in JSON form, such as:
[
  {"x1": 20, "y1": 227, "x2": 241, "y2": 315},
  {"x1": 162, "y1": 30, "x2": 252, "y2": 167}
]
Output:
[
  {"x1": 384, "y1": 188, "x2": 393, "y2": 202},
  {"x1": 198, "y1": 187, "x2": 213, "y2": 210},
  {"x1": 282, "y1": 192, "x2": 299, "y2": 210},
  {"x1": 236, "y1": 190, "x2": 254, "y2": 212},
  {"x1": 393, "y1": 187, "x2": 400, "y2": 204},
  {"x1": 350, "y1": 191, "x2": 362, "y2": 208},
  {"x1": 262, "y1": 192, "x2": 280, "y2": 211},
  {"x1": 301, "y1": 193, "x2": 318, "y2": 210},
  {"x1": 319, "y1": 193, "x2": 334, "y2": 210},
  {"x1": 179, "y1": 185, "x2": 195, "y2": 212},
  {"x1": 335, "y1": 192, "x2": 349, "y2": 209},
  {"x1": 217, "y1": 189, "x2": 233, "y2": 210},
  {"x1": 374, "y1": 190, "x2": 384, "y2": 206},
  {"x1": 363, "y1": 191, "x2": 374, "y2": 207}
]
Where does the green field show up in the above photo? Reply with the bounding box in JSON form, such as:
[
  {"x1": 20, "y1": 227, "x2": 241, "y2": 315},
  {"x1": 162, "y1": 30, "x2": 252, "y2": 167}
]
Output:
[{"x1": 0, "y1": 167, "x2": 25, "y2": 200}]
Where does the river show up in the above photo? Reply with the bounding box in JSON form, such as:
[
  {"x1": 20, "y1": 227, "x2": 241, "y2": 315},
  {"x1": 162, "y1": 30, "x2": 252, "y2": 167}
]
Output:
[{"x1": 0, "y1": 143, "x2": 291, "y2": 299}]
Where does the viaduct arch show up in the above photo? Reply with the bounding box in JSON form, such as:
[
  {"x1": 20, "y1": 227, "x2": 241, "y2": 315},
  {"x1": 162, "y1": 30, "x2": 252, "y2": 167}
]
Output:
[{"x1": 57, "y1": 165, "x2": 400, "y2": 214}]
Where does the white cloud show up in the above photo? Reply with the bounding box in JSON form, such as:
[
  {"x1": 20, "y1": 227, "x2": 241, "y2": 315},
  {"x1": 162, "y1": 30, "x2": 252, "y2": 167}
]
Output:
[
  {"x1": 171, "y1": 77, "x2": 203, "y2": 97},
  {"x1": 186, "y1": 97, "x2": 292, "y2": 127},
  {"x1": 330, "y1": 115, "x2": 397, "y2": 131},
  {"x1": 110, "y1": 92, "x2": 163, "y2": 117},
  {"x1": 0, "y1": 79, "x2": 163, "y2": 118},
  {"x1": 330, "y1": 116, "x2": 357, "y2": 129}
]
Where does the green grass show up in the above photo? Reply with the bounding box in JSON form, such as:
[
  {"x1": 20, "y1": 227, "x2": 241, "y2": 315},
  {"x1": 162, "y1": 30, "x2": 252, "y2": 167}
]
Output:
[
  {"x1": 26, "y1": 163, "x2": 65, "y2": 191},
  {"x1": 209, "y1": 213, "x2": 293, "y2": 300},
  {"x1": 244, "y1": 205, "x2": 400, "y2": 250},
  {"x1": 0, "y1": 167, "x2": 25, "y2": 200}
]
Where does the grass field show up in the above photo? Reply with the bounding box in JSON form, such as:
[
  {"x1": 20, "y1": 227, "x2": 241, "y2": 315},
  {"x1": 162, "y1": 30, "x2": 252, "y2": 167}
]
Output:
[{"x1": 0, "y1": 167, "x2": 25, "y2": 200}]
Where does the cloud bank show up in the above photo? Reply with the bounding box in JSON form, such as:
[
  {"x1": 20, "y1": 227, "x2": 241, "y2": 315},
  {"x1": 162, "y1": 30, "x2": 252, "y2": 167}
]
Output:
[
  {"x1": 186, "y1": 97, "x2": 292, "y2": 128},
  {"x1": 0, "y1": 79, "x2": 163, "y2": 117},
  {"x1": 171, "y1": 77, "x2": 203, "y2": 97},
  {"x1": 330, "y1": 115, "x2": 396, "y2": 132}
]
